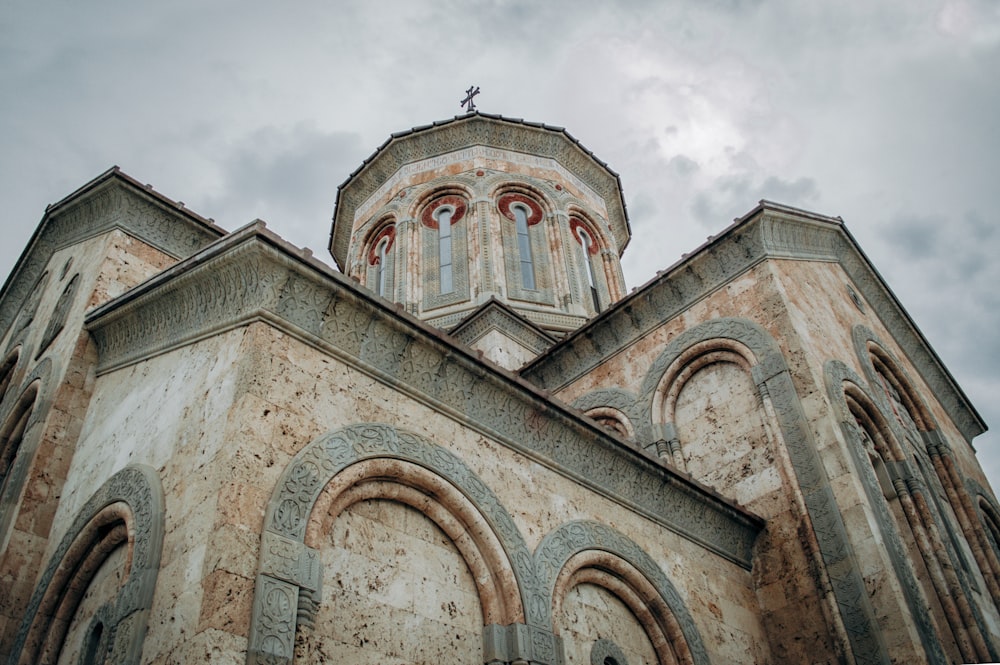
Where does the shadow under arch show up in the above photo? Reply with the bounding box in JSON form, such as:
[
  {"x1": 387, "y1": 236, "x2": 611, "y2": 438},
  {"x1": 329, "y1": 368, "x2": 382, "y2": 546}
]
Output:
[
  {"x1": 248, "y1": 422, "x2": 546, "y2": 665},
  {"x1": 535, "y1": 520, "x2": 709, "y2": 665},
  {"x1": 6, "y1": 464, "x2": 165, "y2": 665}
]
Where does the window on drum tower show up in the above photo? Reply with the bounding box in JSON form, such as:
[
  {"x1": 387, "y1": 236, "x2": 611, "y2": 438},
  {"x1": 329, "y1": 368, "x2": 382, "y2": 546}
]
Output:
[
  {"x1": 437, "y1": 207, "x2": 454, "y2": 294},
  {"x1": 513, "y1": 204, "x2": 536, "y2": 291},
  {"x1": 577, "y1": 225, "x2": 600, "y2": 312}
]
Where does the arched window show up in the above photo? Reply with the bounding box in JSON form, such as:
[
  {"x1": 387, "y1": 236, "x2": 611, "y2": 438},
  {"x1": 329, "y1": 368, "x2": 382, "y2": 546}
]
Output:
[
  {"x1": 571, "y1": 217, "x2": 602, "y2": 313},
  {"x1": 498, "y1": 192, "x2": 545, "y2": 298},
  {"x1": 419, "y1": 193, "x2": 469, "y2": 309},
  {"x1": 514, "y1": 205, "x2": 535, "y2": 290},
  {"x1": 0, "y1": 348, "x2": 20, "y2": 405},
  {"x1": 0, "y1": 383, "x2": 37, "y2": 497},
  {"x1": 437, "y1": 207, "x2": 454, "y2": 294},
  {"x1": 980, "y1": 499, "x2": 1000, "y2": 560},
  {"x1": 366, "y1": 224, "x2": 396, "y2": 299}
]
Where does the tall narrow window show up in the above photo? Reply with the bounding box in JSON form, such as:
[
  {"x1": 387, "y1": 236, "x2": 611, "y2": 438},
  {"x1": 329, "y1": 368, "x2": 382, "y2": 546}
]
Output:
[
  {"x1": 375, "y1": 237, "x2": 390, "y2": 298},
  {"x1": 514, "y1": 205, "x2": 536, "y2": 290},
  {"x1": 578, "y1": 227, "x2": 600, "y2": 312},
  {"x1": 366, "y1": 224, "x2": 395, "y2": 300},
  {"x1": 437, "y1": 208, "x2": 453, "y2": 294}
]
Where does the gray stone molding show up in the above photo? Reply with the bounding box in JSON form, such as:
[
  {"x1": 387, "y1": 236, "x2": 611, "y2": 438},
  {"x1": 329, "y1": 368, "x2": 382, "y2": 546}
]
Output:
[
  {"x1": 249, "y1": 422, "x2": 544, "y2": 665},
  {"x1": 0, "y1": 168, "x2": 224, "y2": 344},
  {"x1": 534, "y1": 520, "x2": 710, "y2": 665},
  {"x1": 824, "y1": 360, "x2": 948, "y2": 664},
  {"x1": 0, "y1": 357, "x2": 53, "y2": 553},
  {"x1": 569, "y1": 388, "x2": 645, "y2": 441},
  {"x1": 450, "y1": 298, "x2": 556, "y2": 357},
  {"x1": 6, "y1": 464, "x2": 165, "y2": 665},
  {"x1": 851, "y1": 325, "x2": 946, "y2": 439},
  {"x1": 522, "y1": 204, "x2": 985, "y2": 443},
  {"x1": 483, "y1": 622, "x2": 564, "y2": 665},
  {"x1": 635, "y1": 317, "x2": 889, "y2": 664},
  {"x1": 35, "y1": 272, "x2": 79, "y2": 360},
  {"x1": 331, "y1": 113, "x2": 630, "y2": 268},
  {"x1": 86, "y1": 226, "x2": 762, "y2": 570},
  {"x1": 590, "y1": 638, "x2": 629, "y2": 665},
  {"x1": 429, "y1": 307, "x2": 587, "y2": 336}
]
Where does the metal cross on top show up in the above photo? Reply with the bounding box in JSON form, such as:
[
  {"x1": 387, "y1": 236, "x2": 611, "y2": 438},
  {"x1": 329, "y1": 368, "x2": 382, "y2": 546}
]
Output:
[{"x1": 460, "y1": 86, "x2": 480, "y2": 112}]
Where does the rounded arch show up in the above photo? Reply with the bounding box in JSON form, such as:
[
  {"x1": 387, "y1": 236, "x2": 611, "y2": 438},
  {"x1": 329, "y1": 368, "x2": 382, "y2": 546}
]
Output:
[
  {"x1": 975, "y1": 491, "x2": 1000, "y2": 561},
  {"x1": 361, "y1": 215, "x2": 396, "y2": 265},
  {"x1": 412, "y1": 186, "x2": 472, "y2": 228},
  {"x1": 571, "y1": 388, "x2": 644, "y2": 441},
  {"x1": 0, "y1": 380, "x2": 39, "y2": 489},
  {"x1": 651, "y1": 337, "x2": 757, "y2": 428},
  {"x1": 0, "y1": 346, "x2": 21, "y2": 407},
  {"x1": 569, "y1": 214, "x2": 606, "y2": 255},
  {"x1": 852, "y1": 326, "x2": 935, "y2": 434},
  {"x1": 0, "y1": 357, "x2": 53, "y2": 555},
  {"x1": 535, "y1": 520, "x2": 709, "y2": 665},
  {"x1": 304, "y1": 456, "x2": 521, "y2": 626},
  {"x1": 582, "y1": 406, "x2": 635, "y2": 440},
  {"x1": 824, "y1": 359, "x2": 950, "y2": 663},
  {"x1": 636, "y1": 318, "x2": 783, "y2": 432},
  {"x1": 495, "y1": 185, "x2": 550, "y2": 226},
  {"x1": 249, "y1": 423, "x2": 544, "y2": 664},
  {"x1": 7, "y1": 464, "x2": 165, "y2": 665}
]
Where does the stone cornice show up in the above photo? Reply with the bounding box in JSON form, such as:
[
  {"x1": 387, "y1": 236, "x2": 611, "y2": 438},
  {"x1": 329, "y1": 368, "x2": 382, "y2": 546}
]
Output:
[
  {"x1": 85, "y1": 225, "x2": 763, "y2": 567},
  {"x1": 330, "y1": 113, "x2": 630, "y2": 270},
  {"x1": 450, "y1": 297, "x2": 556, "y2": 355},
  {"x1": 522, "y1": 202, "x2": 986, "y2": 443},
  {"x1": 0, "y1": 168, "x2": 225, "y2": 343}
]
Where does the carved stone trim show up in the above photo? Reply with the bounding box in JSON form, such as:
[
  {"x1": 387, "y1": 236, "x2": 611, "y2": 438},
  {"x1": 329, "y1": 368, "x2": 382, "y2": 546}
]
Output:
[
  {"x1": 0, "y1": 357, "x2": 53, "y2": 553},
  {"x1": 332, "y1": 114, "x2": 630, "y2": 267},
  {"x1": 483, "y1": 622, "x2": 564, "y2": 665},
  {"x1": 523, "y1": 207, "x2": 985, "y2": 442},
  {"x1": 569, "y1": 388, "x2": 645, "y2": 441},
  {"x1": 534, "y1": 520, "x2": 710, "y2": 665},
  {"x1": 249, "y1": 423, "x2": 546, "y2": 665},
  {"x1": 86, "y1": 230, "x2": 761, "y2": 569},
  {"x1": 824, "y1": 360, "x2": 948, "y2": 664},
  {"x1": 635, "y1": 317, "x2": 888, "y2": 664},
  {"x1": 0, "y1": 174, "x2": 222, "y2": 343},
  {"x1": 6, "y1": 464, "x2": 165, "y2": 665},
  {"x1": 450, "y1": 298, "x2": 556, "y2": 356}
]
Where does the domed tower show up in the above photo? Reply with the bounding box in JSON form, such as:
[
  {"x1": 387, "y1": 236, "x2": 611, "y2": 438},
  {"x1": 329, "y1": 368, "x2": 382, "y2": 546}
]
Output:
[{"x1": 330, "y1": 112, "x2": 630, "y2": 364}]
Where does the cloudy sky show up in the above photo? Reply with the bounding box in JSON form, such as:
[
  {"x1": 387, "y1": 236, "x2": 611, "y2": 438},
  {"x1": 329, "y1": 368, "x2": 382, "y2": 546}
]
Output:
[{"x1": 2, "y1": 1, "x2": 998, "y2": 485}]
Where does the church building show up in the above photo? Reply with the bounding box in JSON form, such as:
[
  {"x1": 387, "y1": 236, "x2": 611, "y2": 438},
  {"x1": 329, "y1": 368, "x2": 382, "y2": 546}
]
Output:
[{"x1": 0, "y1": 111, "x2": 997, "y2": 664}]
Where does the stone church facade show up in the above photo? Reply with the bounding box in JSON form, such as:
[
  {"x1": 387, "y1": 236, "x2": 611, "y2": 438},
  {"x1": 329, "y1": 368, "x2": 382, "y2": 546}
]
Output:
[{"x1": 0, "y1": 112, "x2": 997, "y2": 664}]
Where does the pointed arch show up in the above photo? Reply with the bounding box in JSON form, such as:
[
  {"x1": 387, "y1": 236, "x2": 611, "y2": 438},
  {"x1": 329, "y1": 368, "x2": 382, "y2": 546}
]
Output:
[
  {"x1": 248, "y1": 423, "x2": 545, "y2": 665},
  {"x1": 6, "y1": 465, "x2": 164, "y2": 665}
]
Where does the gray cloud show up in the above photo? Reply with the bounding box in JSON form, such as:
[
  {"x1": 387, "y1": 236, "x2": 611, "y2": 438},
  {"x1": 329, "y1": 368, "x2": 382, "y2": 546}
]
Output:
[{"x1": 2, "y1": 0, "x2": 999, "y2": 487}]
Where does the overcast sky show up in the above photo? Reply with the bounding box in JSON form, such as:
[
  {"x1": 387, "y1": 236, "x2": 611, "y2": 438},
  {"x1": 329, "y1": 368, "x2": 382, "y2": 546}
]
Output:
[{"x1": 2, "y1": 1, "x2": 998, "y2": 487}]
